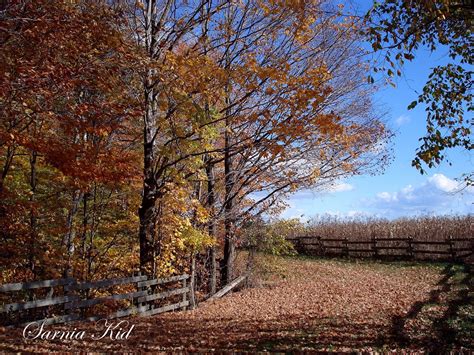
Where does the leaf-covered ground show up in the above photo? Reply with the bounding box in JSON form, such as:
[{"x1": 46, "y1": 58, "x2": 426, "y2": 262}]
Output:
[{"x1": 1, "y1": 255, "x2": 472, "y2": 352}]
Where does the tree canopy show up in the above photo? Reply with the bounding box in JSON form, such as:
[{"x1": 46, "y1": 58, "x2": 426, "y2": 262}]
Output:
[
  {"x1": 365, "y1": 0, "x2": 473, "y2": 183},
  {"x1": 0, "y1": 0, "x2": 390, "y2": 286}
]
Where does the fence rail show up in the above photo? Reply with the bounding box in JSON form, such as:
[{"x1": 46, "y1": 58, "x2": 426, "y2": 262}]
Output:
[
  {"x1": 287, "y1": 236, "x2": 473, "y2": 261},
  {"x1": 0, "y1": 273, "x2": 192, "y2": 327}
]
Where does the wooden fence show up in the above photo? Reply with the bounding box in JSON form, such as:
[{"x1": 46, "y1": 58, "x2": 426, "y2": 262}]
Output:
[
  {"x1": 287, "y1": 236, "x2": 473, "y2": 261},
  {"x1": 0, "y1": 273, "x2": 191, "y2": 327}
]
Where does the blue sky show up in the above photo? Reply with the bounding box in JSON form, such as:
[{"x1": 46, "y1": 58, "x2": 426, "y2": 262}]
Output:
[{"x1": 281, "y1": 25, "x2": 473, "y2": 220}]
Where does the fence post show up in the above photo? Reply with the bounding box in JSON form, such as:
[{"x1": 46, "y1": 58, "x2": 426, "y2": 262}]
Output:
[
  {"x1": 136, "y1": 272, "x2": 148, "y2": 312},
  {"x1": 64, "y1": 278, "x2": 78, "y2": 318},
  {"x1": 317, "y1": 236, "x2": 323, "y2": 255},
  {"x1": 372, "y1": 236, "x2": 378, "y2": 258},
  {"x1": 448, "y1": 236, "x2": 455, "y2": 260},
  {"x1": 407, "y1": 237, "x2": 414, "y2": 259},
  {"x1": 344, "y1": 238, "x2": 349, "y2": 258},
  {"x1": 295, "y1": 237, "x2": 302, "y2": 254},
  {"x1": 182, "y1": 276, "x2": 188, "y2": 311},
  {"x1": 190, "y1": 253, "x2": 196, "y2": 310}
]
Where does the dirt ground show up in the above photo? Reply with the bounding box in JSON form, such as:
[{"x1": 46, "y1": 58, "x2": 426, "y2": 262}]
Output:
[{"x1": 0, "y1": 255, "x2": 472, "y2": 352}]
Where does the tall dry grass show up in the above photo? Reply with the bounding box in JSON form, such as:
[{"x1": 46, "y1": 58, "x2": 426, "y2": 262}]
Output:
[
  {"x1": 279, "y1": 215, "x2": 473, "y2": 260},
  {"x1": 302, "y1": 215, "x2": 473, "y2": 241}
]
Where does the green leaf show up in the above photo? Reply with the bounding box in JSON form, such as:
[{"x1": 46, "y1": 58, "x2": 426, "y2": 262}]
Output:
[{"x1": 407, "y1": 100, "x2": 418, "y2": 110}]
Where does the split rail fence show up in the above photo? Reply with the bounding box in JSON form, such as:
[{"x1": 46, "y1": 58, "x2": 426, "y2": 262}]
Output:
[
  {"x1": 287, "y1": 236, "x2": 473, "y2": 261},
  {"x1": 0, "y1": 273, "x2": 191, "y2": 327}
]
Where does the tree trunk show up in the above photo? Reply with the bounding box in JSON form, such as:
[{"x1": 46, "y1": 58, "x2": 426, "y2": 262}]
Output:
[
  {"x1": 63, "y1": 189, "x2": 82, "y2": 278},
  {"x1": 80, "y1": 191, "x2": 89, "y2": 278},
  {"x1": 139, "y1": 68, "x2": 161, "y2": 275},
  {"x1": 138, "y1": 0, "x2": 161, "y2": 276},
  {"x1": 246, "y1": 246, "x2": 256, "y2": 288},
  {"x1": 221, "y1": 114, "x2": 235, "y2": 285},
  {"x1": 220, "y1": 3, "x2": 236, "y2": 286},
  {"x1": 138, "y1": 138, "x2": 158, "y2": 276},
  {"x1": 86, "y1": 185, "x2": 98, "y2": 280},
  {"x1": 221, "y1": 8, "x2": 235, "y2": 285},
  {"x1": 0, "y1": 146, "x2": 15, "y2": 194},
  {"x1": 190, "y1": 252, "x2": 197, "y2": 309},
  {"x1": 206, "y1": 158, "x2": 217, "y2": 294},
  {"x1": 201, "y1": 8, "x2": 216, "y2": 293},
  {"x1": 28, "y1": 150, "x2": 37, "y2": 277}
]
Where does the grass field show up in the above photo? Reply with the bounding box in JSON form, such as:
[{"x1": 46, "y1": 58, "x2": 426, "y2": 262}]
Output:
[{"x1": 1, "y1": 255, "x2": 472, "y2": 352}]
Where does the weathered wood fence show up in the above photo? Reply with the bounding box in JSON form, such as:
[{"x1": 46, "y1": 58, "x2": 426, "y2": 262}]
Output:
[
  {"x1": 0, "y1": 273, "x2": 192, "y2": 327},
  {"x1": 287, "y1": 236, "x2": 473, "y2": 261}
]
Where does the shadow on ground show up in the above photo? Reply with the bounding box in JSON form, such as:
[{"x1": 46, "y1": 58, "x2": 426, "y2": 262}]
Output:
[
  {"x1": 1, "y1": 261, "x2": 472, "y2": 352},
  {"x1": 388, "y1": 263, "x2": 473, "y2": 351}
]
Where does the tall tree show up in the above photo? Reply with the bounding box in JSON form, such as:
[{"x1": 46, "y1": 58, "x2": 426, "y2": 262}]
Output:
[
  {"x1": 193, "y1": 1, "x2": 390, "y2": 285},
  {"x1": 0, "y1": 0, "x2": 141, "y2": 280}
]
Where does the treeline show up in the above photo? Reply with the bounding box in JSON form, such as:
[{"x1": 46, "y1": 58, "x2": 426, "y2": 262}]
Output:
[{"x1": 0, "y1": 0, "x2": 390, "y2": 292}]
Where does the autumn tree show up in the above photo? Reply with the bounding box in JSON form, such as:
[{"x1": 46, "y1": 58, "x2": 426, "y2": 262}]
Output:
[
  {"x1": 0, "y1": 0, "x2": 142, "y2": 281},
  {"x1": 118, "y1": 0, "x2": 230, "y2": 275},
  {"x1": 1, "y1": 0, "x2": 390, "y2": 288},
  {"x1": 188, "y1": 1, "x2": 390, "y2": 285},
  {"x1": 122, "y1": 0, "x2": 390, "y2": 286}
]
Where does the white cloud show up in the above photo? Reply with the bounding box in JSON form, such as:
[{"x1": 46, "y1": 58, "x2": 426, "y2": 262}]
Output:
[
  {"x1": 365, "y1": 174, "x2": 474, "y2": 217},
  {"x1": 376, "y1": 191, "x2": 396, "y2": 202},
  {"x1": 395, "y1": 115, "x2": 410, "y2": 126},
  {"x1": 288, "y1": 182, "x2": 354, "y2": 200},
  {"x1": 328, "y1": 182, "x2": 354, "y2": 193},
  {"x1": 428, "y1": 173, "x2": 463, "y2": 193}
]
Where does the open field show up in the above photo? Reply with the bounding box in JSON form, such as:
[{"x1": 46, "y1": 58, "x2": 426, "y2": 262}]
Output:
[
  {"x1": 1, "y1": 255, "x2": 472, "y2": 352},
  {"x1": 301, "y1": 215, "x2": 473, "y2": 242}
]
